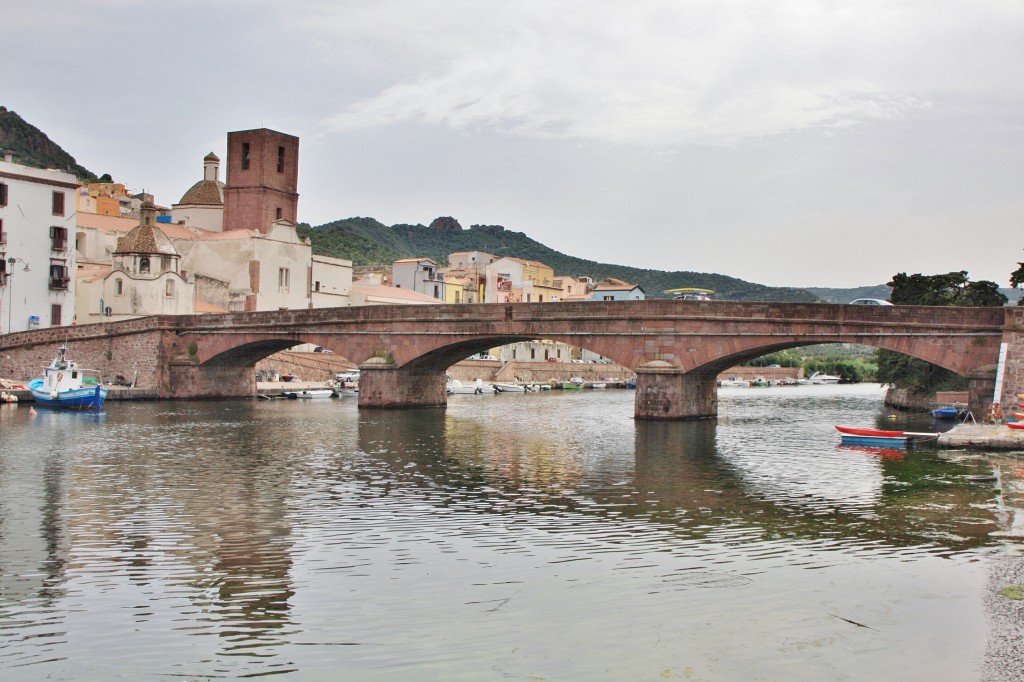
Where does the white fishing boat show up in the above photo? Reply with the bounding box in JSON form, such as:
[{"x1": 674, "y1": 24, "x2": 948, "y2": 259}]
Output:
[{"x1": 28, "y1": 344, "x2": 108, "y2": 410}]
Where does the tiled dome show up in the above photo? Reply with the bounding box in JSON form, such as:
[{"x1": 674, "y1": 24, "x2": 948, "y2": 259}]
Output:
[
  {"x1": 114, "y1": 222, "x2": 178, "y2": 256},
  {"x1": 178, "y1": 178, "x2": 224, "y2": 206}
]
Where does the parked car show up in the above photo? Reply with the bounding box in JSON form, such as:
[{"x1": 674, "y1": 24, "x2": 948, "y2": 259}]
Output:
[{"x1": 849, "y1": 298, "x2": 893, "y2": 306}]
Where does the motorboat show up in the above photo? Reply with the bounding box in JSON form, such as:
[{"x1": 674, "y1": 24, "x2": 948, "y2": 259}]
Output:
[
  {"x1": 447, "y1": 379, "x2": 496, "y2": 395},
  {"x1": 719, "y1": 377, "x2": 750, "y2": 388},
  {"x1": 283, "y1": 388, "x2": 335, "y2": 399},
  {"x1": 932, "y1": 406, "x2": 963, "y2": 420},
  {"x1": 494, "y1": 383, "x2": 527, "y2": 393},
  {"x1": 809, "y1": 372, "x2": 841, "y2": 384},
  {"x1": 28, "y1": 344, "x2": 108, "y2": 410},
  {"x1": 447, "y1": 379, "x2": 477, "y2": 395}
]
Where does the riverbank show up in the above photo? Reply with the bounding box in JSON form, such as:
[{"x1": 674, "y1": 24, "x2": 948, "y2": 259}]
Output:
[{"x1": 938, "y1": 424, "x2": 1024, "y2": 451}]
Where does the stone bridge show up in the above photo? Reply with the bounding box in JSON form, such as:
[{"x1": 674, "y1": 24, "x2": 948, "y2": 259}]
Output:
[{"x1": 1, "y1": 300, "x2": 1019, "y2": 419}]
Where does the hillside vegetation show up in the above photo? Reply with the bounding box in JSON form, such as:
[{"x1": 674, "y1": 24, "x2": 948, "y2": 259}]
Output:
[
  {"x1": 0, "y1": 106, "x2": 97, "y2": 181},
  {"x1": 299, "y1": 216, "x2": 821, "y2": 302}
]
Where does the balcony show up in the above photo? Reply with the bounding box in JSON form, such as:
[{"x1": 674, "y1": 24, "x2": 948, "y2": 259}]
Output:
[{"x1": 49, "y1": 276, "x2": 70, "y2": 290}]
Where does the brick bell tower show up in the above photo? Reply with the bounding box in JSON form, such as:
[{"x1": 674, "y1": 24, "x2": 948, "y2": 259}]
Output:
[{"x1": 223, "y1": 128, "x2": 299, "y2": 234}]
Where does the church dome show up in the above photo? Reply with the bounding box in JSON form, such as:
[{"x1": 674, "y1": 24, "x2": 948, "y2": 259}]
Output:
[
  {"x1": 178, "y1": 178, "x2": 224, "y2": 206},
  {"x1": 176, "y1": 151, "x2": 224, "y2": 206},
  {"x1": 114, "y1": 222, "x2": 178, "y2": 256}
]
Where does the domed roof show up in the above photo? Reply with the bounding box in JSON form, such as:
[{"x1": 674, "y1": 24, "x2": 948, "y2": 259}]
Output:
[
  {"x1": 114, "y1": 222, "x2": 178, "y2": 256},
  {"x1": 178, "y1": 178, "x2": 224, "y2": 206}
]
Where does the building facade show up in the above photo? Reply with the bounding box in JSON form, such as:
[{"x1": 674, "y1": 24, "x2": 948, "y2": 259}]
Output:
[
  {"x1": 392, "y1": 258, "x2": 445, "y2": 301},
  {"x1": 0, "y1": 152, "x2": 78, "y2": 333}
]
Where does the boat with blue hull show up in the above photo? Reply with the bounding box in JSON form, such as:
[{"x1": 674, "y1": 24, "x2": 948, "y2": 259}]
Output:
[
  {"x1": 28, "y1": 345, "x2": 108, "y2": 410},
  {"x1": 835, "y1": 425, "x2": 937, "y2": 448}
]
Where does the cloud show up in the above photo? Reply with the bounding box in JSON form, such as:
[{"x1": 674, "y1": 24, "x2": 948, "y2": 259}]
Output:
[{"x1": 313, "y1": 0, "x2": 1023, "y2": 146}]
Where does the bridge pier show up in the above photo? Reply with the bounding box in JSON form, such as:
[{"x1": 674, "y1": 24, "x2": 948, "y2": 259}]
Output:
[
  {"x1": 968, "y1": 370, "x2": 997, "y2": 417},
  {"x1": 167, "y1": 363, "x2": 256, "y2": 399},
  {"x1": 357, "y1": 363, "x2": 447, "y2": 409},
  {"x1": 634, "y1": 367, "x2": 718, "y2": 420}
]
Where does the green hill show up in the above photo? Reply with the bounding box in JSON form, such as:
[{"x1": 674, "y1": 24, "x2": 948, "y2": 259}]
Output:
[
  {"x1": 299, "y1": 216, "x2": 820, "y2": 302},
  {"x1": 0, "y1": 106, "x2": 97, "y2": 181}
]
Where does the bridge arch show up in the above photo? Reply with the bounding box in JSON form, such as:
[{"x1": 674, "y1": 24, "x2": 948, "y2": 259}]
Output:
[{"x1": 0, "y1": 300, "x2": 1011, "y2": 418}]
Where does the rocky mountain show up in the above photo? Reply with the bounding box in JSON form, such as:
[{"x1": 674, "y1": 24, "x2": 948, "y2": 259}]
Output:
[{"x1": 0, "y1": 106, "x2": 97, "y2": 181}]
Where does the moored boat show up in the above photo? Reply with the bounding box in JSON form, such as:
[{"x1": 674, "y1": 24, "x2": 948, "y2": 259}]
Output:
[
  {"x1": 28, "y1": 344, "x2": 108, "y2": 410},
  {"x1": 809, "y1": 372, "x2": 841, "y2": 384},
  {"x1": 932, "y1": 406, "x2": 962, "y2": 420},
  {"x1": 835, "y1": 425, "x2": 937, "y2": 447},
  {"x1": 283, "y1": 388, "x2": 335, "y2": 399}
]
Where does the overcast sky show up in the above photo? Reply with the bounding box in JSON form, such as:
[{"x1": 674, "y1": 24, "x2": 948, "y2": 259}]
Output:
[{"x1": 4, "y1": 1, "x2": 1023, "y2": 288}]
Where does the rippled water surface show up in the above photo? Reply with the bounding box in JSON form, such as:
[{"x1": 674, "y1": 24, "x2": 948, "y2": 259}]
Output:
[{"x1": 1, "y1": 384, "x2": 1022, "y2": 680}]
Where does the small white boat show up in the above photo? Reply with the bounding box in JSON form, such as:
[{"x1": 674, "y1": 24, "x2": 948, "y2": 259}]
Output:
[
  {"x1": 283, "y1": 388, "x2": 335, "y2": 399},
  {"x1": 448, "y1": 379, "x2": 484, "y2": 395},
  {"x1": 494, "y1": 382, "x2": 527, "y2": 393},
  {"x1": 474, "y1": 379, "x2": 496, "y2": 394},
  {"x1": 585, "y1": 382, "x2": 607, "y2": 389},
  {"x1": 809, "y1": 372, "x2": 841, "y2": 384},
  {"x1": 719, "y1": 378, "x2": 750, "y2": 388}
]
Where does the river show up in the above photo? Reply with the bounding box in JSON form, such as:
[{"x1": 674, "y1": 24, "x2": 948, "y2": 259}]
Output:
[{"x1": 0, "y1": 384, "x2": 1021, "y2": 681}]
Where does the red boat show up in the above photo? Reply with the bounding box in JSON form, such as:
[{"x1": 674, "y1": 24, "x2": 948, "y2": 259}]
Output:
[
  {"x1": 835, "y1": 425, "x2": 905, "y2": 438},
  {"x1": 1008, "y1": 422, "x2": 1024, "y2": 430}
]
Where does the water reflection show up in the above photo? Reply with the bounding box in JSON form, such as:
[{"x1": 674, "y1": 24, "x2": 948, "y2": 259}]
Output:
[{"x1": 0, "y1": 386, "x2": 1020, "y2": 680}]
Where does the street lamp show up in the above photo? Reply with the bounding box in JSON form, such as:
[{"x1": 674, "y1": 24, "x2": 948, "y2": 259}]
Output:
[{"x1": 5, "y1": 256, "x2": 29, "y2": 334}]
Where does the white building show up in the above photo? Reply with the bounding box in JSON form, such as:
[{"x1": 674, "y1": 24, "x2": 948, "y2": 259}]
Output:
[
  {"x1": 392, "y1": 257, "x2": 445, "y2": 301},
  {"x1": 78, "y1": 201, "x2": 196, "y2": 321},
  {"x1": 0, "y1": 151, "x2": 78, "y2": 333},
  {"x1": 589, "y1": 277, "x2": 645, "y2": 301}
]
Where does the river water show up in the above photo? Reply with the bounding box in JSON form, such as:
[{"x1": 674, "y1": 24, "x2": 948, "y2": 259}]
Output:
[{"x1": 1, "y1": 384, "x2": 1022, "y2": 681}]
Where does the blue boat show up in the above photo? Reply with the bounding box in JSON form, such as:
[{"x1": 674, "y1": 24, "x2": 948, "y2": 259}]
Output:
[
  {"x1": 28, "y1": 345, "x2": 108, "y2": 410},
  {"x1": 840, "y1": 434, "x2": 909, "y2": 447},
  {"x1": 932, "y1": 406, "x2": 962, "y2": 420}
]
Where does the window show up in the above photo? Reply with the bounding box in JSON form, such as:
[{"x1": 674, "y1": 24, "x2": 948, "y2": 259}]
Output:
[
  {"x1": 160, "y1": 256, "x2": 171, "y2": 272},
  {"x1": 0, "y1": 218, "x2": 5, "y2": 244},
  {"x1": 314, "y1": 281, "x2": 320, "y2": 292},
  {"x1": 139, "y1": 257, "x2": 150, "y2": 273},
  {"x1": 50, "y1": 304, "x2": 62, "y2": 326},
  {"x1": 52, "y1": 190, "x2": 65, "y2": 216},
  {"x1": 0, "y1": 257, "x2": 6, "y2": 283},
  {"x1": 276, "y1": 207, "x2": 282, "y2": 220},
  {"x1": 454, "y1": 290, "x2": 461, "y2": 303},
  {"x1": 277, "y1": 145, "x2": 285, "y2": 172},
  {"x1": 0, "y1": 182, "x2": 7, "y2": 206},
  {"x1": 165, "y1": 279, "x2": 175, "y2": 297},
  {"x1": 49, "y1": 261, "x2": 69, "y2": 289},
  {"x1": 603, "y1": 295, "x2": 614, "y2": 301},
  {"x1": 242, "y1": 142, "x2": 250, "y2": 169},
  {"x1": 115, "y1": 278, "x2": 123, "y2": 295},
  {"x1": 50, "y1": 225, "x2": 68, "y2": 250},
  {"x1": 278, "y1": 267, "x2": 290, "y2": 292}
]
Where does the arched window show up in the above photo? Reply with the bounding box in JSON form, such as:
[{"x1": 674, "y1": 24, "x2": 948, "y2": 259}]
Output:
[{"x1": 139, "y1": 257, "x2": 150, "y2": 273}]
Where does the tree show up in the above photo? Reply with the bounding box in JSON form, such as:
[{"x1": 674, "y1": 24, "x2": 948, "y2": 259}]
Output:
[{"x1": 876, "y1": 271, "x2": 1005, "y2": 393}]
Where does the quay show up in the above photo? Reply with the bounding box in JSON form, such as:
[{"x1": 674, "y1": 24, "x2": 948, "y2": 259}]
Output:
[{"x1": 938, "y1": 424, "x2": 1024, "y2": 451}]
